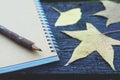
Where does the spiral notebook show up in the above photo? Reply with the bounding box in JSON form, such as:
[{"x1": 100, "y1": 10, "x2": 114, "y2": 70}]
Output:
[{"x1": 0, "y1": 0, "x2": 59, "y2": 74}]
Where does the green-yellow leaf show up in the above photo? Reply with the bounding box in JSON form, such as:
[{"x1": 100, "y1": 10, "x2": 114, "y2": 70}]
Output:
[
  {"x1": 93, "y1": 1, "x2": 120, "y2": 26},
  {"x1": 63, "y1": 23, "x2": 120, "y2": 70},
  {"x1": 53, "y1": 7, "x2": 81, "y2": 27}
]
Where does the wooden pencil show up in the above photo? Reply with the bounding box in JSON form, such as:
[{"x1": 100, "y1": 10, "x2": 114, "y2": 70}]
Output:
[{"x1": 0, "y1": 25, "x2": 42, "y2": 51}]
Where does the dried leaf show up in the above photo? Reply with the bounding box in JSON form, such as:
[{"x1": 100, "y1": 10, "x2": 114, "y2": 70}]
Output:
[
  {"x1": 93, "y1": 1, "x2": 120, "y2": 26},
  {"x1": 63, "y1": 23, "x2": 120, "y2": 70},
  {"x1": 53, "y1": 7, "x2": 81, "y2": 27}
]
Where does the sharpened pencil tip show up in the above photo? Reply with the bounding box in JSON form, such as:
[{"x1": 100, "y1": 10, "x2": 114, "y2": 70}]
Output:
[
  {"x1": 32, "y1": 44, "x2": 42, "y2": 51},
  {"x1": 38, "y1": 49, "x2": 42, "y2": 51}
]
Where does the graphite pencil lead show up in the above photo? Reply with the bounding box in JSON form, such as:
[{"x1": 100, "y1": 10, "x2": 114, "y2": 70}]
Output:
[{"x1": 32, "y1": 44, "x2": 42, "y2": 51}]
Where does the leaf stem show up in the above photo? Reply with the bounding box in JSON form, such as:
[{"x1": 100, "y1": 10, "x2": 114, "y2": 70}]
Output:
[
  {"x1": 52, "y1": 7, "x2": 61, "y2": 13},
  {"x1": 103, "y1": 30, "x2": 120, "y2": 34}
]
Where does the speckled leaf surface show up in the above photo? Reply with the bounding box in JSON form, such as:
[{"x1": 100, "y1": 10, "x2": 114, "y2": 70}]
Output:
[{"x1": 63, "y1": 23, "x2": 120, "y2": 70}]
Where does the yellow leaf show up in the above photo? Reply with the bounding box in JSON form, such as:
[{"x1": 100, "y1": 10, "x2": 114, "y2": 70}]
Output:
[
  {"x1": 93, "y1": 1, "x2": 120, "y2": 26},
  {"x1": 52, "y1": 7, "x2": 81, "y2": 27},
  {"x1": 63, "y1": 23, "x2": 120, "y2": 70}
]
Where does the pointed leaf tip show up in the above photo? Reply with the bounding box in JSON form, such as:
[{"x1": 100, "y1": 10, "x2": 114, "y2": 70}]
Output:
[
  {"x1": 86, "y1": 23, "x2": 94, "y2": 30},
  {"x1": 64, "y1": 63, "x2": 69, "y2": 66}
]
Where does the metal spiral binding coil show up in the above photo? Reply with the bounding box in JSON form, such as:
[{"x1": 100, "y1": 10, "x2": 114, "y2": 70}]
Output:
[{"x1": 34, "y1": 0, "x2": 59, "y2": 52}]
